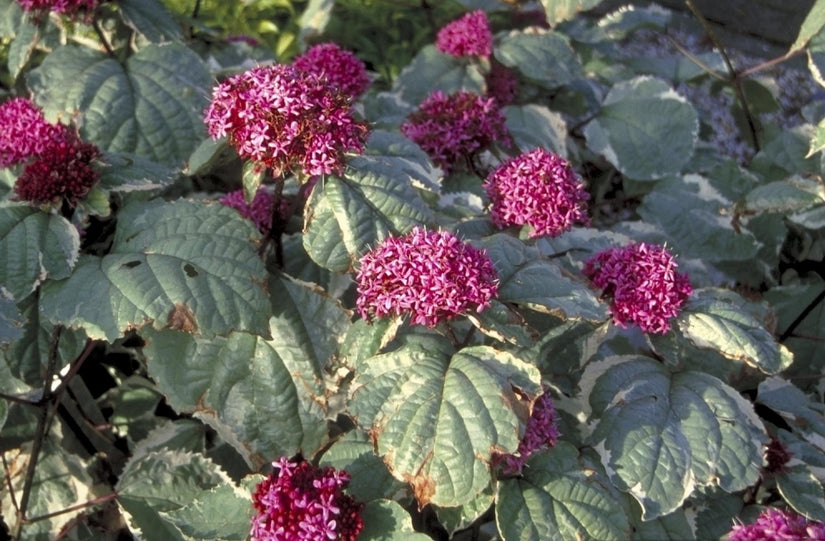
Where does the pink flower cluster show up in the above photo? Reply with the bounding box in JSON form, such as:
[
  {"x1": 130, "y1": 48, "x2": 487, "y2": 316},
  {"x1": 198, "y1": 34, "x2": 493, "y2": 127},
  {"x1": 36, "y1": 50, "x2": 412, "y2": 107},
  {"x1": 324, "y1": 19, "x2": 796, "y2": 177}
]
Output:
[
  {"x1": 293, "y1": 43, "x2": 371, "y2": 100},
  {"x1": 0, "y1": 98, "x2": 100, "y2": 206},
  {"x1": 484, "y1": 148, "x2": 589, "y2": 238},
  {"x1": 485, "y1": 61, "x2": 519, "y2": 106},
  {"x1": 583, "y1": 243, "x2": 692, "y2": 334},
  {"x1": 728, "y1": 508, "x2": 825, "y2": 541},
  {"x1": 493, "y1": 391, "x2": 560, "y2": 475},
  {"x1": 15, "y1": 0, "x2": 100, "y2": 17},
  {"x1": 356, "y1": 227, "x2": 499, "y2": 328},
  {"x1": 204, "y1": 63, "x2": 368, "y2": 178},
  {"x1": 436, "y1": 10, "x2": 493, "y2": 59},
  {"x1": 219, "y1": 188, "x2": 275, "y2": 235},
  {"x1": 401, "y1": 90, "x2": 509, "y2": 174},
  {"x1": 251, "y1": 457, "x2": 364, "y2": 541}
]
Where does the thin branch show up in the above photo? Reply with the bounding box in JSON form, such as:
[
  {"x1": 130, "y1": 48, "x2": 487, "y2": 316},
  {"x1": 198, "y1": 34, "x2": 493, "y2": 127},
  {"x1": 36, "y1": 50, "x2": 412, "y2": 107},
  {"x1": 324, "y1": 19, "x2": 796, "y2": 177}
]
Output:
[
  {"x1": 739, "y1": 48, "x2": 805, "y2": 78},
  {"x1": 12, "y1": 325, "x2": 63, "y2": 539},
  {"x1": 26, "y1": 491, "x2": 118, "y2": 524},
  {"x1": 0, "y1": 392, "x2": 37, "y2": 407},
  {"x1": 684, "y1": 0, "x2": 761, "y2": 152},
  {"x1": 666, "y1": 35, "x2": 726, "y2": 80},
  {"x1": 49, "y1": 339, "x2": 97, "y2": 399},
  {"x1": 2, "y1": 453, "x2": 20, "y2": 514},
  {"x1": 779, "y1": 287, "x2": 825, "y2": 343}
]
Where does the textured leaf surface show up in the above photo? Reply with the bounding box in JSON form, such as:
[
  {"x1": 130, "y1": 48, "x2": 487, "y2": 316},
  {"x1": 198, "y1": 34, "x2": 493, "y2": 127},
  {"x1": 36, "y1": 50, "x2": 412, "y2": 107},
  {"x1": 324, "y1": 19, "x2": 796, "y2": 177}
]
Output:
[
  {"x1": 791, "y1": 0, "x2": 825, "y2": 51},
  {"x1": 0, "y1": 205, "x2": 79, "y2": 301},
  {"x1": 364, "y1": 129, "x2": 441, "y2": 192},
  {"x1": 504, "y1": 104, "x2": 568, "y2": 158},
  {"x1": 496, "y1": 443, "x2": 629, "y2": 541},
  {"x1": 757, "y1": 377, "x2": 825, "y2": 453},
  {"x1": 303, "y1": 155, "x2": 433, "y2": 272},
  {"x1": 320, "y1": 430, "x2": 405, "y2": 502},
  {"x1": 360, "y1": 500, "x2": 432, "y2": 541},
  {"x1": 40, "y1": 200, "x2": 270, "y2": 341},
  {"x1": 676, "y1": 289, "x2": 792, "y2": 375},
  {"x1": 740, "y1": 176, "x2": 824, "y2": 214},
  {"x1": 393, "y1": 45, "x2": 485, "y2": 106},
  {"x1": 29, "y1": 43, "x2": 210, "y2": 166},
  {"x1": 539, "y1": 0, "x2": 606, "y2": 24},
  {"x1": 584, "y1": 77, "x2": 698, "y2": 180},
  {"x1": 119, "y1": 0, "x2": 183, "y2": 43},
  {"x1": 0, "y1": 293, "x2": 23, "y2": 345},
  {"x1": 776, "y1": 465, "x2": 825, "y2": 521},
  {"x1": 144, "y1": 322, "x2": 329, "y2": 467},
  {"x1": 477, "y1": 234, "x2": 605, "y2": 321},
  {"x1": 349, "y1": 336, "x2": 542, "y2": 507},
  {"x1": 496, "y1": 31, "x2": 583, "y2": 89},
  {"x1": 97, "y1": 152, "x2": 177, "y2": 193},
  {"x1": 582, "y1": 356, "x2": 765, "y2": 519},
  {"x1": 638, "y1": 175, "x2": 760, "y2": 262}
]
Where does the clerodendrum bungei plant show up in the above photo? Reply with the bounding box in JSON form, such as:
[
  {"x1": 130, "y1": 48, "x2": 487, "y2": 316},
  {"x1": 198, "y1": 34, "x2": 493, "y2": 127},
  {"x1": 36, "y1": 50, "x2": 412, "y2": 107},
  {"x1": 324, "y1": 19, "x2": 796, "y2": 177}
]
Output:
[{"x1": 2, "y1": 0, "x2": 825, "y2": 539}]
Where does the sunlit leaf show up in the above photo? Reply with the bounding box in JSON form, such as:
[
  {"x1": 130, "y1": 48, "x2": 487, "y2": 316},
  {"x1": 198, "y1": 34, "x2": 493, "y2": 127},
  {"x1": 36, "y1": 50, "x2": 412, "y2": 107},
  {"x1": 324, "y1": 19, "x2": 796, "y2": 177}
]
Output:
[
  {"x1": 393, "y1": 45, "x2": 485, "y2": 106},
  {"x1": 495, "y1": 31, "x2": 584, "y2": 89}
]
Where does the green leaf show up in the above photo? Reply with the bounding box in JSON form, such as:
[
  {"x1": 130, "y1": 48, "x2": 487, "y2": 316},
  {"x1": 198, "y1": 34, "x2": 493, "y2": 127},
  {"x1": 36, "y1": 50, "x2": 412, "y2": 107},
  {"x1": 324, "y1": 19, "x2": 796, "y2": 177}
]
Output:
[
  {"x1": 808, "y1": 115, "x2": 825, "y2": 156},
  {"x1": 750, "y1": 126, "x2": 821, "y2": 181},
  {"x1": 320, "y1": 430, "x2": 406, "y2": 502},
  {"x1": 496, "y1": 31, "x2": 583, "y2": 89},
  {"x1": 299, "y1": 0, "x2": 335, "y2": 44},
  {"x1": 119, "y1": 0, "x2": 183, "y2": 43},
  {"x1": 338, "y1": 317, "x2": 402, "y2": 368},
  {"x1": 303, "y1": 155, "x2": 433, "y2": 272},
  {"x1": 757, "y1": 377, "x2": 825, "y2": 452},
  {"x1": 143, "y1": 325, "x2": 329, "y2": 468},
  {"x1": 29, "y1": 43, "x2": 211, "y2": 166},
  {"x1": 349, "y1": 336, "x2": 542, "y2": 507},
  {"x1": 675, "y1": 288, "x2": 793, "y2": 375},
  {"x1": 584, "y1": 76, "x2": 698, "y2": 180},
  {"x1": 776, "y1": 465, "x2": 825, "y2": 522},
  {"x1": 539, "y1": 0, "x2": 606, "y2": 24},
  {"x1": 764, "y1": 281, "x2": 825, "y2": 380},
  {"x1": 504, "y1": 104, "x2": 568, "y2": 158},
  {"x1": 495, "y1": 442, "x2": 629, "y2": 541},
  {"x1": 163, "y1": 484, "x2": 253, "y2": 540},
  {"x1": 582, "y1": 356, "x2": 766, "y2": 519},
  {"x1": 40, "y1": 200, "x2": 270, "y2": 341},
  {"x1": 791, "y1": 0, "x2": 825, "y2": 51},
  {"x1": 0, "y1": 205, "x2": 80, "y2": 301},
  {"x1": 2, "y1": 294, "x2": 87, "y2": 385},
  {"x1": 117, "y1": 449, "x2": 236, "y2": 540},
  {"x1": 740, "y1": 175, "x2": 825, "y2": 215},
  {"x1": 364, "y1": 129, "x2": 441, "y2": 193},
  {"x1": 242, "y1": 160, "x2": 265, "y2": 204},
  {"x1": 393, "y1": 44, "x2": 485, "y2": 106},
  {"x1": 637, "y1": 175, "x2": 761, "y2": 262},
  {"x1": 7, "y1": 15, "x2": 38, "y2": 81},
  {"x1": 597, "y1": 4, "x2": 671, "y2": 40},
  {"x1": 97, "y1": 152, "x2": 177, "y2": 193},
  {"x1": 629, "y1": 502, "x2": 694, "y2": 541},
  {"x1": 359, "y1": 500, "x2": 432, "y2": 541},
  {"x1": 476, "y1": 234, "x2": 606, "y2": 322},
  {"x1": 0, "y1": 293, "x2": 23, "y2": 345}
]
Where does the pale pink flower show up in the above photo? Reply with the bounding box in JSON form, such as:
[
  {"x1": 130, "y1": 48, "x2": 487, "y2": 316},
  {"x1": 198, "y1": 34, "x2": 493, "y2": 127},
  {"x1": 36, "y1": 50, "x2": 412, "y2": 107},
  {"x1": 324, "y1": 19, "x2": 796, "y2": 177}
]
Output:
[
  {"x1": 484, "y1": 148, "x2": 589, "y2": 238},
  {"x1": 356, "y1": 227, "x2": 499, "y2": 327}
]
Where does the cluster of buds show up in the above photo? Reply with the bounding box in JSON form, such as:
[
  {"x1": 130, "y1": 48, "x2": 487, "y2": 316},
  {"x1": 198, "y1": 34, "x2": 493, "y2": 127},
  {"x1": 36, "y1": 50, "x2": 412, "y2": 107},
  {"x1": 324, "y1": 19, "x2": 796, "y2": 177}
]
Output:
[
  {"x1": 728, "y1": 508, "x2": 825, "y2": 540},
  {"x1": 15, "y1": 0, "x2": 100, "y2": 18},
  {"x1": 0, "y1": 97, "x2": 100, "y2": 208},
  {"x1": 492, "y1": 391, "x2": 560, "y2": 476}
]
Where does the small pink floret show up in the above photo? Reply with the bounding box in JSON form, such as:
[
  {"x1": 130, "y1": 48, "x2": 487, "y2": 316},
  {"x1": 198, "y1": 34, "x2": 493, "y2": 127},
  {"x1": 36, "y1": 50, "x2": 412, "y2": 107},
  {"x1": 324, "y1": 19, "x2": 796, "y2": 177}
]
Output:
[
  {"x1": 436, "y1": 10, "x2": 493, "y2": 59},
  {"x1": 293, "y1": 43, "x2": 371, "y2": 100},
  {"x1": 728, "y1": 508, "x2": 825, "y2": 541}
]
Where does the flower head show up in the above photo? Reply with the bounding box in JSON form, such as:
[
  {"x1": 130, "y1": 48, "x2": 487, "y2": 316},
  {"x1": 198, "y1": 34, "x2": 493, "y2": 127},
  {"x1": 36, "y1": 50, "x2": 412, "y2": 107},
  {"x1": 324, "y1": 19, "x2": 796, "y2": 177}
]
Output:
[
  {"x1": 764, "y1": 438, "x2": 793, "y2": 474},
  {"x1": 493, "y1": 391, "x2": 560, "y2": 476},
  {"x1": 583, "y1": 242, "x2": 692, "y2": 334},
  {"x1": 484, "y1": 148, "x2": 589, "y2": 238},
  {"x1": 728, "y1": 508, "x2": 825, "y2": 541},
  {"x1": 219, "y1": 188, "x2": 275, "y2": 235},
  {"x1": 485, "y1": 61, "x2": 519, "y2": 106},
  {"x1": 13, "y1": 126, "x2": 100, "y2": 207},
  {"x1": 401, "y1": 90, "x2": 509, "y2": 174},
  {"x1": 356, "y1": 227, "x2": 499, "y2": 327},
  {"x1": 0, "y1": 98, "x2": 65, "y2": 168},
  {"x1": 251, "y1": 457, "x2": 364, "y2": 541},
  {"x1": 293, "y1": 43, "x2": 371, "y2": 100},
  {"x1": 15, "y1": 0, "x2": 100, "y2": 18},
  {"x1": 204, "y1": 63, "x2": 369, "y2": 178},
  {"x1": 436, "y1": 10, "x2": 493, "y2": 59}
]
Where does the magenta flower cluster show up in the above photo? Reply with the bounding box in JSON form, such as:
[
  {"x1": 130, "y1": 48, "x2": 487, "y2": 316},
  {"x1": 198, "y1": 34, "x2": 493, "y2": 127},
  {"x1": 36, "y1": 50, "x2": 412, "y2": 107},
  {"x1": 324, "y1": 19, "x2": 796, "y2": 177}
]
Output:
[
  {"x1": 401, "y1": 90, "x2": 509, "y2": 174},
  {"x1": 204, "y1": 63, "x2": 368, "y2": 178},
  {"x1": 493, "y1": 391, "x2": 560, "y2": 475},
  {"x1": 15, "y1": 0, "x2": 100, "y2": 17},
  {"x1": 293, "y1": 43, "x2": 371, "y2": 100},
  {"x1": 583, "y1": 242, "x2": 692, "y2": 334},
  {"x1": 251, "y1": 457, "x2": 364, "y2": 541},
  {"x1": 436, "y1": 10, "x2": 493, "y2": 59},
  {"x1": 485, "y1": 61, "x2": 519, "y2": 106},
  {"x1": 484, "y1": 148, "x2": 589, "y2": 238},
  {"x1": 0, "y1": 98, "x2": 100, "y2": 206},
  {"x1": 219, "y1": 189, "x2": 275, "y2": 235},
  {"x1": 356, "y1": 227, "x2": 499, "y2": 328},
  {"x1": 728, "y1": 508, "x2": 825, "y2": 540}
]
